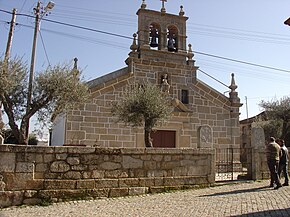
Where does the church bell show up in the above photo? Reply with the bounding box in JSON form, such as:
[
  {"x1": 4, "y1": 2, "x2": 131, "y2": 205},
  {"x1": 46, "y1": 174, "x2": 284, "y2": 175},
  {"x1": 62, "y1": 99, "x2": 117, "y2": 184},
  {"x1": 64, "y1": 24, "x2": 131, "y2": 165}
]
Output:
[
  {"x1": 150, "y1": 36, "x2": 158, "y2": 47},
  {"x1": 150, "y1": 27, "x2": 159, "y2": 47},
  {"x1": 167, "y1": 37, "x2": 176, "y2": 52}
]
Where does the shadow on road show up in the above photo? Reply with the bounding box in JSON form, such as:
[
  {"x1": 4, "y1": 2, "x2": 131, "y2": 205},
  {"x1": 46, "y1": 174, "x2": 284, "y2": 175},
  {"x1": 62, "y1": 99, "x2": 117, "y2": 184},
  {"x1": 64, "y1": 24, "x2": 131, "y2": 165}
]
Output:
[
  {"x1": 232, "y1": 208, "x2": 290, "y2": 217},
  {"x1": 199, "y1": 185, "x2": 270, "y2": 197}
]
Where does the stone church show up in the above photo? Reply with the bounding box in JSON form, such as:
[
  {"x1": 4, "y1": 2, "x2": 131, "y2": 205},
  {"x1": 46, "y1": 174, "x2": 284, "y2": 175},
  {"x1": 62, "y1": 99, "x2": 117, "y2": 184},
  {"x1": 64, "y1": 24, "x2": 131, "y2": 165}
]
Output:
[{"x1": 51, "y1": 1, "x2": 242, "y2": 151}]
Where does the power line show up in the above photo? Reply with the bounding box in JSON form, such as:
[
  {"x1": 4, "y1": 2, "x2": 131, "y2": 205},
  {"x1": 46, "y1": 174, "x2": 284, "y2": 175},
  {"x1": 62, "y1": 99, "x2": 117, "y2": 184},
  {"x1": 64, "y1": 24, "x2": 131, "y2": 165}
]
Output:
[
  {"x1": 0, "y1": 9, "x2": 133, "y2": 40},
  {"x1": 197, "y1": 69, "x2": 229, "y2": 88},
  {"x1": 39, "y1": 30, "x2": 51, "y2": 66},
  {"x1": 1, "y1": 9, "x2": 290, "y2": 75},
  {"x1": 193, "y1": 51, "x2": 290, "y2": 74}
]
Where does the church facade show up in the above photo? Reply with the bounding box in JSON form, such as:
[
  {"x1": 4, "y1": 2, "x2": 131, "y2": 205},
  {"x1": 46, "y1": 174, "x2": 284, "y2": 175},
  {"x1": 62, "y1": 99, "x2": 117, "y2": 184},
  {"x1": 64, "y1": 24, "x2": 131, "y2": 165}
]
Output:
[{"x1": 51, "y1": 2, "x2": 242, "y2": 151}]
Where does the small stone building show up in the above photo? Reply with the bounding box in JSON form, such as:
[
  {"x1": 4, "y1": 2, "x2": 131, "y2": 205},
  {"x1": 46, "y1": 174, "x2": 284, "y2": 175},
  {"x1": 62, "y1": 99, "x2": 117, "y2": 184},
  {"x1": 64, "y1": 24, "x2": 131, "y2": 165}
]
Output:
[{"x1": 51, "y1": 2, "x2": 242, "y2": 153}]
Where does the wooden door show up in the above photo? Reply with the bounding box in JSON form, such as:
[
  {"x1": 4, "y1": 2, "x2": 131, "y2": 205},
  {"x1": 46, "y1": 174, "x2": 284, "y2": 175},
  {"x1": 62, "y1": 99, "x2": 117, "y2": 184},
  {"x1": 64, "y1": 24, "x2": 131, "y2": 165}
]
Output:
[{"x1": 151, "y1": 130, "x2": 176, "y2": 148}]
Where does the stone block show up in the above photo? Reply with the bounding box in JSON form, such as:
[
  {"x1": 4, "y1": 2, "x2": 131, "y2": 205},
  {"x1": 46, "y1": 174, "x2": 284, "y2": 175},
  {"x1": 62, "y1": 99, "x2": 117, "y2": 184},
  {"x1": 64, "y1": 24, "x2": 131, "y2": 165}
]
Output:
[
  {"x1": 152, "y1": 155, "x2": 163, "y2": 162},
  {"x1": 144, "y1": 161, "x2": 157, "y2": 170},
  {"x1": 149, "y1": 186, "x2": 164, "y2": 194},
  {"x1": 129, "y1": 187, "x2": 148, "y2": 196},
  {"x1": 92, "y1": 170, "x2": 105, "y2": 179},
  {"x1": 50, "y1": 161, "x2": 70, "y2": 173},
  {"x1": 172, "y1": 167, "x2": 187, "y2": 176},
  {"x1": 0, "y1": 191, "x2": 23, "y2": 208},
  {"x1": 67, "y1": 147, "x2": 95, "y2": 154},
  {"x1": 119, "y1": 178, "x2": 140, "y2": 187},
  {"x1": 44, "y1": 154, "x2": 55, "y2": 163},
  {"x1": 44, "y1": 180, "x2": 76, "y2": 190},
  {"x1": 163, "y1": 177, "x2": 183, "y2": 186},
  {"x1": 63, "y1": 171, "x2": 82, "y2": 180},
  {"x1": 81, "y1": 154, "x2": 100, "y2": 164},
  {"x1": 56, "y1": 153, "x2": 68, "y2": 160},
  {"x1": 24, "y1": 190, "x2": 37, "y2": 197},
  {"x1": 76, "y1": 180, "x2": 95, "y2": 189},
  {"x1": 105, "y1": 170, "x2": 128, "y2": 178},
  {"x1": 122, "y1": 156, "x2": 143, "y2": 169},
  {"x1": 71, "y1": 165, "x2": 87, "y2": 171},
  {"x1": 100, "y1": 162, "x2": 121, "y2": 170},
  {"x1": 147, "y1": 170, "x2": 166, "y2": 177},
  {"x1": 0, "y1": 153, "x2": 15, "y2": 172},
  {"x1": 26, "y1": 180, "x2": 43, "y2": 190},
  {"x1": 109, "y1": 188, "x2": 129, "y2": 197},
  {"x1": 23, "y1": 198, "x2": 42, "y2": 205},
  {"x1": 35, "y1": 163, "x2": 48, "y2": 173},
  {"x1": 139, "y1": 177, "x2": 155, "y2": 187},
  {"x1": 95, "y1": 179, "x2": 118, "y2": 188},
  {"x1": 16, "y1": 162, "x2": 34, "y2": 173}
]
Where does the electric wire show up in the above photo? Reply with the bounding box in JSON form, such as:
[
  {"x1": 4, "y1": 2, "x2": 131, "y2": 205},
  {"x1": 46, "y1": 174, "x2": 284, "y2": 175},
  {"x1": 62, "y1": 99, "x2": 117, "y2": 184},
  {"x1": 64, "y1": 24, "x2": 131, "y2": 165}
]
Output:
[
  {"x1": 39, "y1": 30, "x2": 51, "y2": 66},
  {"x1": 19, "y1": 0, "x2": 28, "y2": 13},
  {"x1": 1, "y1": 9, "x2": 290, "y2": 85},
  {"x1": 197, "y1": 69, "x2": 229, "y2": 88}
]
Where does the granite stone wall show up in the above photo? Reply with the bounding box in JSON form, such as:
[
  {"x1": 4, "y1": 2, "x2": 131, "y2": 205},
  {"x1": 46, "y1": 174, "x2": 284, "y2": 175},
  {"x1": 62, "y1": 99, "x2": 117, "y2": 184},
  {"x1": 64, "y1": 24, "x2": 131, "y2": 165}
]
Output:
[{"x1": 0, "y1": 144, "x2": 215, "y2": 208}]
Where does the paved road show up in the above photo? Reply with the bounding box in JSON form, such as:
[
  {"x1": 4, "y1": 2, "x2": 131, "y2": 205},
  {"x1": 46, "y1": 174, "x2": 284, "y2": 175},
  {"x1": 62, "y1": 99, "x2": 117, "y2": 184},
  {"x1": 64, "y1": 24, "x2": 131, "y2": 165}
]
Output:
[{"x1": 1, "y1": 180, "x2": 290, "y2": 217}]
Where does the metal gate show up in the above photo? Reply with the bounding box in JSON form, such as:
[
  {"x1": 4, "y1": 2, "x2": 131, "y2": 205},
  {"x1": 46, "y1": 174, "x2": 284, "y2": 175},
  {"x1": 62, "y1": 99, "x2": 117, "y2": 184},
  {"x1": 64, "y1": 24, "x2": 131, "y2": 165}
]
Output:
[{"x1": 215, "y1": 147, "x2": 250, "y2": 181}]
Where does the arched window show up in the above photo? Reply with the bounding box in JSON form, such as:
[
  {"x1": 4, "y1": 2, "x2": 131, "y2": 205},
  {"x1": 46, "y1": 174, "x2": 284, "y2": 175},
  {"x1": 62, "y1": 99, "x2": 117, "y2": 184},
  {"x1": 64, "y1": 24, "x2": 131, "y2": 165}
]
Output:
[
  {"x1": 167, "y1": 25, "x2": 178, "y2": 52},
  {"x1": 149, "y1": 23, "x2": 160, "y2": 49}
]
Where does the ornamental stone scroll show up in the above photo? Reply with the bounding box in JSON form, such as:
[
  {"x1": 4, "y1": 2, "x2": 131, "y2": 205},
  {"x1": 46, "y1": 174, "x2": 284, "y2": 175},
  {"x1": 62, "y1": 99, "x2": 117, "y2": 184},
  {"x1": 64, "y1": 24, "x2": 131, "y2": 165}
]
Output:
[{"x1": 197, "y1": 125, "x2": 213, "y2": 148}]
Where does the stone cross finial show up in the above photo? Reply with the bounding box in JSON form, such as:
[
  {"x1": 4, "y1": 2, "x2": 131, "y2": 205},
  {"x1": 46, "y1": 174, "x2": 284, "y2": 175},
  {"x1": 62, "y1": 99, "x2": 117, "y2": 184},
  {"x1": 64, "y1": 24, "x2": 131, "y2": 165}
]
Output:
[
  {"x1": 229, "y1": 73, "x2": 237, "y2": 92},
  {"x1": 187, "y1": 44, "x2": 194, "y2": 60},
  {"x1": 130, "y1": 33, "x2": 138, "y2": 51},
  {"x1": 179, "y1": 5, "x2": 185, "y2": 16},
  {"x1": 73, "y1": 57, "x2": 78, "y2": 70},
  {"x1": 161, "y1": 0, "x2": 167, "y2": 13},
  {"x1": 141, "y1": 0, "x2": 146, "y2": 9}
]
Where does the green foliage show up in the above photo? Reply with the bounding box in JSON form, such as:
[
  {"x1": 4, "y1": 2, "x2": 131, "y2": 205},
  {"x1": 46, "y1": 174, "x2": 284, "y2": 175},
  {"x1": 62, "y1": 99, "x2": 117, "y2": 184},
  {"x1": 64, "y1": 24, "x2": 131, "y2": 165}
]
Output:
[
  {"x1": 0, "y1": 57, "x2": 90, "y2": 144},
  {"x1": 259, "y1": 96, "x2": 290, "y2": 146},
  {"x1": 28, "y1": 133, "x2": 38, "y2": 145},
  {"x1": 112, "y1": 82, "x2": 171, "y2": 128},
  {"x1": 2, "y1": 129, "x2": 18, "y2": 144},
  {"x1": 2, "y1": 129, "x2": 38, "y2": 145},
  {"x1": 255, "y1": 119, "x2": 282, "y2": 140},
  {"x1": 0, "y1": 57, "x2": 28, "y2": 121},
  {"x1": 33, "y1": 64, "x2": 89, "y2": 124},
  {"x1": 112, "y1": 82, "x2": 172, "y2": 147}
]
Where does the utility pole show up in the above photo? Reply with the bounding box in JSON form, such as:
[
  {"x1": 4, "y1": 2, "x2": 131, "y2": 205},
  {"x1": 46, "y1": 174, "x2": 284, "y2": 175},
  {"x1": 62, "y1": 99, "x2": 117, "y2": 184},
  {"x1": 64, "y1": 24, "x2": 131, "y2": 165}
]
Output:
[
  {"x1": 5, "y1": 8, "x2": 17, "y2": 61},
  {"x1": 26, "y1": 1, "x2": 40, "y2": 114},
  {"x1": 0, "y1": 8, "x2": 17, "y2": 133},
  {"x1": 25, "y1": 1, "x2": 55, "y2": 143}
]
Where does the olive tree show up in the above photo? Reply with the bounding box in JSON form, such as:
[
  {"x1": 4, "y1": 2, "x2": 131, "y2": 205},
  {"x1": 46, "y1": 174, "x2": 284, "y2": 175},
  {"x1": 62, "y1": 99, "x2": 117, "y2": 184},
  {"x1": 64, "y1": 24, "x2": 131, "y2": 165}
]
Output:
[
  {"x1": 0, "y1": 57, "x2": 89, "y2": 145},
  {"x1": 259, "y1": 96, "x2": 290, "y2": 145},
  {"x1": 111, "y1": 82, "x2": 172, "y2": 147}
]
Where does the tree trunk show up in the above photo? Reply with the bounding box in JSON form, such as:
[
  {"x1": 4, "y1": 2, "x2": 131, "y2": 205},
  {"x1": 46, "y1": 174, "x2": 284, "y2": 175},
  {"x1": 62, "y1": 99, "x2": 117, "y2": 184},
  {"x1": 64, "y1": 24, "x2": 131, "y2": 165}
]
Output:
[
  {"x1": 144, "y1": 121, "x2": 153, "y2": 148},
  {"x1": 1, "y1": 94, "x2": 28, "y2": 145},
  {"x1": 144, "y1": 128, "x2": 153, "y2": 147}
]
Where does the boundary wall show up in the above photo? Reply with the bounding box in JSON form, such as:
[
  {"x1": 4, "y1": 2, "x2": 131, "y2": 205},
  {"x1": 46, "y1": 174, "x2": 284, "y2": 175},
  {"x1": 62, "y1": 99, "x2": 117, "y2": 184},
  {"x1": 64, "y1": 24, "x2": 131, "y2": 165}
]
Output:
[{"x1": 0, "y1": 145, "x2": 215, "y2": 208}]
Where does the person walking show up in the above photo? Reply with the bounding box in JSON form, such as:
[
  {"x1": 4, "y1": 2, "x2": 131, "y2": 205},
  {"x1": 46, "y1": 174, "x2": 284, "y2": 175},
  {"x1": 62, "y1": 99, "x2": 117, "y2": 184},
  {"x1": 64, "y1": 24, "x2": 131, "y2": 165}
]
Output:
[
  {"x1": 265, "y1": 137, "x2": 282, "y2": 189},
  {"x1": 277, "y1": 139, "x2": 289, "y2": 186}
]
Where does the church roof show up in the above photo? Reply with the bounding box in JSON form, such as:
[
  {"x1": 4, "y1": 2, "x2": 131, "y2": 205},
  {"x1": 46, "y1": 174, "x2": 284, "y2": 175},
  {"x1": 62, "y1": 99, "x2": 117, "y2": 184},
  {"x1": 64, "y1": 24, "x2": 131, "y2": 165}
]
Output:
[{"x1": 86, "y1": 67, "x2": 128, "y2": 89}]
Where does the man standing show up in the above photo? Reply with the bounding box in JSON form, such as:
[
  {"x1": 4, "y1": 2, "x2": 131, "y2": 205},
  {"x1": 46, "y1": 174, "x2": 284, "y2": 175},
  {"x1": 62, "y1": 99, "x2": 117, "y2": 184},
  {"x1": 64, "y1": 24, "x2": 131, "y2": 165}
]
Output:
[
  {"x1": 265, "y1": 137, "x2": 282, "y2": 189},
  {"x1": 277, "y1": 139, "x2": 289, "y2": 186}
]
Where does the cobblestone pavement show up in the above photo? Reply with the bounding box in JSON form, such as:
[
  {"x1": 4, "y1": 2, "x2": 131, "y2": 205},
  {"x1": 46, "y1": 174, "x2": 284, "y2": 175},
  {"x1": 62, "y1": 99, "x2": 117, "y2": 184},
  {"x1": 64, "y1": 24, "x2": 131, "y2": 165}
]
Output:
[{"x1": 1, "y1": 180, "x2": 290, "y2": 217}]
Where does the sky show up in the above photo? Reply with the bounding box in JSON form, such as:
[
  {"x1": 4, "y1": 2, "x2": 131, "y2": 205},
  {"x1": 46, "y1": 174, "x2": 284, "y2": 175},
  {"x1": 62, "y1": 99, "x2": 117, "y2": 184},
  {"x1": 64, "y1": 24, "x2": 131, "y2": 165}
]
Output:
[{"x1": 1, "y1": 0, "x2": 290, "y2": 135}]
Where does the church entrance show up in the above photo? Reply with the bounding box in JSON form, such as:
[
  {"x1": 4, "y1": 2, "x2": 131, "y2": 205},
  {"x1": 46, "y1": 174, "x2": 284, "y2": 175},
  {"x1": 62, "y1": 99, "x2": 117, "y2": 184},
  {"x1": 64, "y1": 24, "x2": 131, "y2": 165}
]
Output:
[{"x1": 151, "y1": 130, "x2": 176, "y2": 148}]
